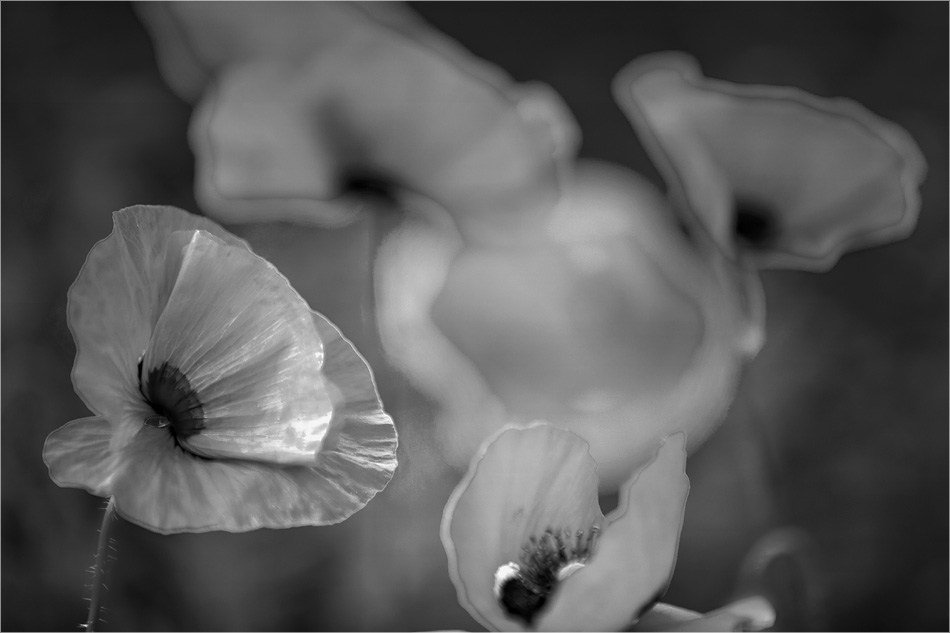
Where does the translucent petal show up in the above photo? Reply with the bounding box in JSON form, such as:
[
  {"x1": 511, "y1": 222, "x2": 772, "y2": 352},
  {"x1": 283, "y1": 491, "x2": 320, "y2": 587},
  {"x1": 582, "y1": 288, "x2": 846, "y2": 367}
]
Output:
[
  {"x1": 143, "y1": 231, "x2": 332, "y2": 465},
  {"x1": 112, "y1": 395, "x2": 396, "y2": 534},
  {"x1": 68, "y1": 205, "x2": 247, "y2": 443},
  {"x1": 536, "y1": 434, "x2": 689, "y2": 631},
  {"x1": 42, "y1": 417, "x2": 119, "y2": 497},
  {"x1": 614, "y1": 51, "x2": 926, "y2": 271},
  {"x1": 442, "y1": 424, "x2": 605, "y2": 632},
  {"x1": 177, "y1": 4, "x2": 573, "y2": 243}
]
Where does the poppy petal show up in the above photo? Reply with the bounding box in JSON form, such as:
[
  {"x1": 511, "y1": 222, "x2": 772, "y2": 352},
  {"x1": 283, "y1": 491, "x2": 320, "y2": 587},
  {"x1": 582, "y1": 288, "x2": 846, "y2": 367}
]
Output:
[
  {"x1": 536, "y1": 433, "x2": 689, "y2": 631},
  {"x1": 43, "y1": 417, "x2": 119, "y2": 497},
  {"x1": 136, "y1": 2, "x2": 485, "y2": 101},
  {"x1": 613, "y1": 52, "x2": 926, "y2": 271},
  {"x1": 375, "y1": 212, "x2": 502, "y2": 470},
  {"x1": 442, "y1": 424, "x2": 605, "y2": 632},
  {"x1": 376, "y1": 163, "x2": 753, "y2": 491},
  {"x1": 68, "y1": 206, "x2": 247, "y2": 446},
  {"x1": 632, "y1": 597, "x2": 776, "y2": 632},
  {"x1": 142, "y1": 230, "x2": 383, "y2": 467},
  {"x1": 112, "y1": 403, "x2": 395, "y2": 534},
  {"x1": 431, "y1": 222, "x2": 703, "y2": 421},
  {"x1": 177, "y1": 4, "x2": 570, "y2": 243}
]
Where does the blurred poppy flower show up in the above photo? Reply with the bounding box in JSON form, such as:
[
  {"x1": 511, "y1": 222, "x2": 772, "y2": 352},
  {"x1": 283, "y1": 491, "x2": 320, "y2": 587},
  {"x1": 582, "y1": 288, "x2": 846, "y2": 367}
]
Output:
[
  {"x1": 377, "y1": 52, "x2": 925, "y2": 488},
  {"x1": 137, "y1": 1, "x2": 577, "y2": 245},
  {"x1": 43, "y1": 205, "x2": 397, "y2": 534},
  {"x1": 377, "y1": 160, "x2": 763, "y2": 489},
  {"x1": 442, "y1": 424, "x2": 774, "y2": 631},
  {"x1": 613, "y1": 51, "x2": 927, "y2": 271}
]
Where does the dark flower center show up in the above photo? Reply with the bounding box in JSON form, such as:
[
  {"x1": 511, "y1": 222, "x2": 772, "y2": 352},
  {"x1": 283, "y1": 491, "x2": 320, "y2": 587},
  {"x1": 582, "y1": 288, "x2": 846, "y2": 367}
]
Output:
[
  {"x1": 494, "y1": 526, "x2": 600, "y2": 626},
  {"x1": 342, "y1": 170, "x2": 398, "y2": 205},
  {"x1": 734, "y1": 199, "x2": 778, "y2": 247},
  {"x1": 138, "y1": 358, "x2": 205, "y2": 442}
]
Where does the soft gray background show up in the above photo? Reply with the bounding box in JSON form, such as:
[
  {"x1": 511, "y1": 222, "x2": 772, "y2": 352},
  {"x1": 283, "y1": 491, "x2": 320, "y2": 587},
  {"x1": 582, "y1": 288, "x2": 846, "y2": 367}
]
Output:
[{"x1": 2, "y1": 2, "x2": 947, "y2": 631}]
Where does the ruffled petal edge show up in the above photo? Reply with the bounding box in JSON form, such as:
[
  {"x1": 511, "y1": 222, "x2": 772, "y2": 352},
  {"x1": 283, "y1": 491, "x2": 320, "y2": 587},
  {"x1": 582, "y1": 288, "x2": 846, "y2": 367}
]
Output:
[{"x1": 43, "y1": 417, "x2": 119, "y2": 498}]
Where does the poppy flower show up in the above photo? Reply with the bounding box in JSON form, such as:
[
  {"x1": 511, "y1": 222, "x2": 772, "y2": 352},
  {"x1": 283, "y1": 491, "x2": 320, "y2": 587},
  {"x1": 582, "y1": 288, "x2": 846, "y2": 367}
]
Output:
[
  {"x1": 376, "y1": 52, "x2": 925, "y2": 489},
  {"x1": 43, "y1": 205, "x2": 397, "y2": 534},
  {"x1": 377, "y1": 160, "x2": 763, "y2": 490},
  {"x1": 137, "y1": 1, "x2": 577, "y2": 245},
  {"x1": 442, "y1": 423, "x2": 775, "y2": 632},
  {"x1": 612, "y1": 51, "x2": 926, "y2": 271}
]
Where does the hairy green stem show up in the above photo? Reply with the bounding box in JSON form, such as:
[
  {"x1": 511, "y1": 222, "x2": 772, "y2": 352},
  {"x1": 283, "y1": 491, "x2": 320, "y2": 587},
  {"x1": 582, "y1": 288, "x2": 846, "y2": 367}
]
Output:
[{"x1": 84, "y1": 497, "x2": 116, "y2": 632}]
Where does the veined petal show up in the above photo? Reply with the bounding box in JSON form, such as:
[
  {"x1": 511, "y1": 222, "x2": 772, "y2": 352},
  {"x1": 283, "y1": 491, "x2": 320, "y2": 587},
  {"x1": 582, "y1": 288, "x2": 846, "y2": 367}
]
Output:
[
  {"x1": 112, "y1": 401, "x2": 395, "y2": 534},
  {"x1": 442, "y1": 424, "x2": 605, "y2": 632},
  {"x1": 68, "y1": 205, "x2": 246, "y2": 441},
  {"x1": 306, "y1": 308, "x2": 398, "y2": 506},
  {"x1": 613, "y1": 52, "x2": 926, "y2": 271},
  {"x1": 537, "y1": 434, "x2": 689, "y2": 631},
  {"x1": 42, "y1": 417, "x2": 119, "y2": 497},
  {"x1": 143, "y1": 231, "x2": 331, "y2": 465}
]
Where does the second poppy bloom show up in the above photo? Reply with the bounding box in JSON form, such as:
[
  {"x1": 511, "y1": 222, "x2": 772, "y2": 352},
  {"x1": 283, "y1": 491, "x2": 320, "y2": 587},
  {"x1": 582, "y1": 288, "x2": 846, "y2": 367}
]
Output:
[
  {"x1": 442, "y1": 423, "x2": 775, "y2": 631},
  {"x1": 377, "y1": 52, "x2": 925, "y2": 489}
]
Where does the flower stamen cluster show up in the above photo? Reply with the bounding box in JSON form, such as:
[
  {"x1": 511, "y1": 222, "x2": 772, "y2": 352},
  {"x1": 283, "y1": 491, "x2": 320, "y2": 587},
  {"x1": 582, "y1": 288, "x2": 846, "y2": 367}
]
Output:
[
  {"x1": 137, "y1": 358, "x2": 205, "y2": 446},
  {"x1": 494, "y1": 526, "x2": 600, "y2": 625}
]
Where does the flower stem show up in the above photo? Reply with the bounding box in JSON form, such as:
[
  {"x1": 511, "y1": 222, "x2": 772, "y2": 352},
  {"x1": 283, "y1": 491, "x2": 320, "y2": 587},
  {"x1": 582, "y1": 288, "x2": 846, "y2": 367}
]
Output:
[{"x1": 84, "y1": 497, "x2": 116, "y2": 632}]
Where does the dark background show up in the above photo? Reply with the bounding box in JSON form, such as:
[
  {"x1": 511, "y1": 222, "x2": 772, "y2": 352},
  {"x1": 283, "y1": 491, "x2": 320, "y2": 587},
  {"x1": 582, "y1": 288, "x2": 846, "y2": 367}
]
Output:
[{"x1": 2, "y1": 2, "x2": 947, "y2": 631}]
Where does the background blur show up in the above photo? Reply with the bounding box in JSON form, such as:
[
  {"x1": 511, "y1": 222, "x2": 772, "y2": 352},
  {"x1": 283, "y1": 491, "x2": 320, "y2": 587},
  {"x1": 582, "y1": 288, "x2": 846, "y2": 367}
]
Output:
[{"x1": 2, "y1": 2, "x2": 946, "y2": 631}]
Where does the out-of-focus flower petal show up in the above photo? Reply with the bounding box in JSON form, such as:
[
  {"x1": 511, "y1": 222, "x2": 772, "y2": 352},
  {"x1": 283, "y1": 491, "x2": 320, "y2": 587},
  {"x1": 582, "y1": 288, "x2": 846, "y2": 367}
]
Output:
[
  {"x1": 536, "y1": 433, "x2": 689, "y2": 631},
  {"x1": 136, "y1": 2, "x2": 510, "y2": 101},
  {"x1": 613, "y1": 51, "x2": 927, "y2": 271},
  {"x1": 442, "y1": 423, "x2": 605, "y2": 632},
  {"x1": 139, "y1": 2, "x2": 576, "y2": 243},
  {"x1": 68, "y1": 205, "x2": 246, "y2": 445},
  {"x1": 43, "y1": 417, "x2": 119, "y2": 497},
  {"x1": 431, "y1": 220, "x2": 703, "y2": 421},
  {"x1": 377, "y1": 162, "x2": 756, "y2": 489},
  {"x1": 632, "y1": 597, "x2": 776, "y2": 632}
]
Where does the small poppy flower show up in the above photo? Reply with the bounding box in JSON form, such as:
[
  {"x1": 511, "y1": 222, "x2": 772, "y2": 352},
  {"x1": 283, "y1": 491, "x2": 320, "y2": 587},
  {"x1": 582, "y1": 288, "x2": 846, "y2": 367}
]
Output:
[
  {"x1": 43, "y1": 205, "x2": 398, "y2": 534},
  {"x1": 137, "y1": 1, "x2": 577, "y2": 245},
  {"x1": 442, "y1": 423, "x2": 775, "y2": 632},
  {"x1": 612, "y1": 51, "x2": 927, "y2": 271}
]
